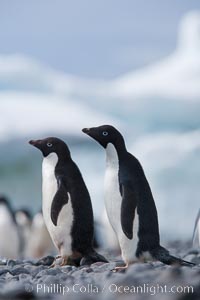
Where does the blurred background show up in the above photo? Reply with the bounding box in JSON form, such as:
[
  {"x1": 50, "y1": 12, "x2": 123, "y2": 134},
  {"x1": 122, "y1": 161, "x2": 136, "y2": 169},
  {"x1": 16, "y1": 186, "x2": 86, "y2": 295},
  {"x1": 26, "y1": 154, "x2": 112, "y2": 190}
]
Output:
[{"x1": 0, "y1": 0, "x2": 200, "y2": 249}]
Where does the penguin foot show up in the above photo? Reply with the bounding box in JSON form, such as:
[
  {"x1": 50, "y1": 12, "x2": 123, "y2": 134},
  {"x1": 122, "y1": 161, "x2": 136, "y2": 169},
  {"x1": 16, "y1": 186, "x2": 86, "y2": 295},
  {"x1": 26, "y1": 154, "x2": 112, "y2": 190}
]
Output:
[
  {"x1": 48, "y1": 261, "x2": 57, "y2": 268},
  {"x1": 112, "y1": 264, "x2": 129, "y2": 273},
  {"x1": 80, "y1": 251, "x2": 108, "y2": 266},
  {"x1": 60, "y1": 256, "x2": 69, "y2": 266},
  {"x1": 150, "y1": 246, "x2": 196, "y2": 267},
  {"x1": 48, "y1": 255, "x2": 62, "y2": 268}
]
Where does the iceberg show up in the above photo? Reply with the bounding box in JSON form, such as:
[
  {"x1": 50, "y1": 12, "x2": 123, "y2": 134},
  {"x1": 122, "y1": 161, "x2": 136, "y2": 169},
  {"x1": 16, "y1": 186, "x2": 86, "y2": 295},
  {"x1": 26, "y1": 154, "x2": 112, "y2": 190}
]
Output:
[
  {"x1": 0, "y1": 91, "x2": 119, "y2": 142},
  {"x1": 0, "y1": 54, "x2": 106, "y2": 98},
  {"x1": 0, "y1": 11, "x2": 200, "y2": 138},
  {"x1": 131, "y1": 130, "x2": 200, "y2": 239},
  {"x1": 112, "y1": 11, "x2": 200, "y2": 100}
]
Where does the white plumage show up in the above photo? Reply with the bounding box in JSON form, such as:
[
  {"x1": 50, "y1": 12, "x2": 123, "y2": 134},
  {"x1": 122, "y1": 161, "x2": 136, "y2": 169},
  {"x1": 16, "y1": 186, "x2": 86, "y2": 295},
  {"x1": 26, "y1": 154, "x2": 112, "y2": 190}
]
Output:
[
  {"x1": 25, "y1": 212, "x2": 55, "y2": 258},
  {"x1": 0, "y1": 204, "x2": 20, "y2": 259},
  {"x1": 42, "y1": 152, "x2": 74, "y2": 257},
  {"x1": 104, "y1": 143, "x2": 139, "y2": 264}
]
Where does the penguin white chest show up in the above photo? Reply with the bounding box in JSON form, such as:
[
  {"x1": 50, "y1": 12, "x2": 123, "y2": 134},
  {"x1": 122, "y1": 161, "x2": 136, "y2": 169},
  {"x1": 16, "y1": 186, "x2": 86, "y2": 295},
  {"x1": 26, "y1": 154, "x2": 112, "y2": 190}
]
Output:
[
  {"x1": 104, "y1": 143, "x2": 139, "y2": 263},
  {"x1": 104, "y1": 143, "x2": 122, "y2": 232},
  {"x1": 42, "y1": 153, "x2": 58, "y2": 213},
  {"x1": 42, "y1": 153, "x2": 73, "y2": 256}
]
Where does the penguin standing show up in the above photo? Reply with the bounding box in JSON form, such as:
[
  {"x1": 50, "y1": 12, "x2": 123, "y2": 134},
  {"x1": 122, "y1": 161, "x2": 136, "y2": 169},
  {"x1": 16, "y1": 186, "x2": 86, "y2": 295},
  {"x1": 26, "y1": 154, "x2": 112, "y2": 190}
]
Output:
[
  {"x1": 0, "y1": 196, "x2": 20, "y2": 259},
  {"x1": 25, "y1": 211, "x2": 55, "y2": 259},
  {"x1": 15, "y1": 208, "x2": 32, "y2": 258},
  {"x1": 193, "y1": 210, "x2": 200, "y2": 248},
  {"x1": 29, "y1": 137, "x2": 107, "y2": 267},
  {"x1": 82, "y1": 125, "x2": 194, "y2": 271}
]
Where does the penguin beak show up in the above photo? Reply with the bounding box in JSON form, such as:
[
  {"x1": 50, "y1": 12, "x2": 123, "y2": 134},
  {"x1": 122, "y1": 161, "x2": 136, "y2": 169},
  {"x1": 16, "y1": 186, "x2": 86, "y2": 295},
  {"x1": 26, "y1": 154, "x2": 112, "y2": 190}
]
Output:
[
  {"x1": 82, "y1": 128, "x2": 91, "y2": 135},
  {"x1": 29, "y1": 139, "x2": 42, "y2": 149},
  {"x1": 82, "y1": 127, "x2": 101, "y2": 144}
]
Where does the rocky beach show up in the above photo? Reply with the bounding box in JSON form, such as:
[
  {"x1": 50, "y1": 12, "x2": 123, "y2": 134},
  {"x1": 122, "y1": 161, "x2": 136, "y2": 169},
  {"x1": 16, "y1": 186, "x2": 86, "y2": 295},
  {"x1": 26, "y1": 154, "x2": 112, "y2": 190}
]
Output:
[
  {"x1": 0, "y1": 4, "x2": 200, "y2": 300},
  {"x1": 0, "y1": 243, "x2": 199, "y2": 300}
]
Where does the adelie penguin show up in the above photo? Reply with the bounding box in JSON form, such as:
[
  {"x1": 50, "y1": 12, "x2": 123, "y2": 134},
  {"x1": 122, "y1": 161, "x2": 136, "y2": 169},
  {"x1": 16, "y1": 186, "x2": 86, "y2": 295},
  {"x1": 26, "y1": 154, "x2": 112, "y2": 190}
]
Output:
[
  {"x1": 0, "y1": 196, "x2": 20, "y2": 259},
  {"x1": 193, "y1": 209, "x2": 200, "y2": 248},
  {"x1": 15, "y1": 208, "x2": 32, "y2": 257},
  {"x1": 29, "y1": 137, "x2": 108, "y2": 267},
  {"x1": 82, "y1": 125, "x2": 195, "y2": 271}
]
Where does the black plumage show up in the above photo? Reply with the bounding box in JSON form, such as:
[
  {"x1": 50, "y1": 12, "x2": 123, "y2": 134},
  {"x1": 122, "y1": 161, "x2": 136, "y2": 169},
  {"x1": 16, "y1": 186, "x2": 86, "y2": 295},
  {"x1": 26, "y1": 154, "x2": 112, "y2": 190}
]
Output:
[
  {"x1": 29, "y1": 137, "x2": 108, "y2": 266},
  {"x1": 82, "y1": 125, "x2": 195, "y2": 267}
]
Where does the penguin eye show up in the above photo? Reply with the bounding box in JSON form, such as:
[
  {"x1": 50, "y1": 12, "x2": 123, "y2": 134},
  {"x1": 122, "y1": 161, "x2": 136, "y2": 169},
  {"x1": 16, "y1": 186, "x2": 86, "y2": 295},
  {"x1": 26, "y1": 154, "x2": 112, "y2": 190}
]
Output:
[
  {"x1": 47, "y1": 143, "x2": 53, "y2": 147},
  {"x1": 102, "y1": 131, "x2": 108, "y2": 136}
]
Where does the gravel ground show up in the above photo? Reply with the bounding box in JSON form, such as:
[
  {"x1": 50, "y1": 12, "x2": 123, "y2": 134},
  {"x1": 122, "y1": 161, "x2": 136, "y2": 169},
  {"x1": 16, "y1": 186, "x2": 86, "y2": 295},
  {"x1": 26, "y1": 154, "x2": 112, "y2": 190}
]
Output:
[{"x1": 0, "y1": 245, "x2": 199, "y2": 300}]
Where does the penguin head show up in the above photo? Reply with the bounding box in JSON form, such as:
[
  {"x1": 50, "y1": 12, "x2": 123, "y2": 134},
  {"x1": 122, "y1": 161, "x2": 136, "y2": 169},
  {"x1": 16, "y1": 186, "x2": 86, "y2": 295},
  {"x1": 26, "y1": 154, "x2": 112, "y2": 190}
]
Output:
[
  {"x1": 0, "y1": 196, "x2": 16, "y2": 222},
  {"x1": 82, "y1": 125, "x2": 125, "y2": 149},
  {"x1": 15, "y1": 208, "x2": 32, "y2": 227},
  {"x1": 0, "y1": 196, "x2": 14, "y2": 213},
  {"x1": 29, "y1": 137, "x2": 71, "y2": 158},
  {"x1": 0, "y1": 196, "x2": 10, "y2": 207}
]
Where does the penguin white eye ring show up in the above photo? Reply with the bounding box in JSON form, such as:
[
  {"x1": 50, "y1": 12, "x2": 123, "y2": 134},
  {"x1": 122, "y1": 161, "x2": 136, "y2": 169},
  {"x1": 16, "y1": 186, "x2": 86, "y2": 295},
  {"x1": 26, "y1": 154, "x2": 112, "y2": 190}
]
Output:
[
  {"x1": 102, "y1": 131, "x2": 108, "y2": 136},
  {"x1": 47, "y1": 143, "x2": 53, "y2": 147}
]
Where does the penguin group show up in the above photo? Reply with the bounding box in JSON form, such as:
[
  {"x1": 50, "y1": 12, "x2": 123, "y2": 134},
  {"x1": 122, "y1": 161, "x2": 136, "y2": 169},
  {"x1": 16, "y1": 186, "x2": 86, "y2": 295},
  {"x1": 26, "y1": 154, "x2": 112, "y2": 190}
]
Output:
[
  {"x1": 0, "y1": 197, "x2": 55, "y2": 259},
  {"x1": 0, "y1": 125, "x2": 199, "y2": 271}
]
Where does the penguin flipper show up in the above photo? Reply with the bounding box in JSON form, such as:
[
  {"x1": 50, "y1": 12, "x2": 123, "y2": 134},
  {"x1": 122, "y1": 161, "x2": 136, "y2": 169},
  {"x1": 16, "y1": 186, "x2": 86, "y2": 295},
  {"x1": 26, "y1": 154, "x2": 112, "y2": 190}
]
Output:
[
  {"x1": 120, "y1": 182, "x2": 138, "y2": 240},
  {"x1": 150, "y1": 246, "x2": 195, "y2": 267},
  {"x1": 51, "y1": 176, "x2": 68, "y2": 226}
]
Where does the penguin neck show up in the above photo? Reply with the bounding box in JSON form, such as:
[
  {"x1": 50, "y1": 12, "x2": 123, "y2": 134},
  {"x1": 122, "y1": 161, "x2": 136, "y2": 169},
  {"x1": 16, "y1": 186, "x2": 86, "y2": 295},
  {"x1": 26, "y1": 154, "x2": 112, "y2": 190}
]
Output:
[
  {"x1": 106, "y1": 142, "x2": 127, "y2": 166},
  {"x1": 42, "y1": 152, "x2": 59, "y2": 177}
]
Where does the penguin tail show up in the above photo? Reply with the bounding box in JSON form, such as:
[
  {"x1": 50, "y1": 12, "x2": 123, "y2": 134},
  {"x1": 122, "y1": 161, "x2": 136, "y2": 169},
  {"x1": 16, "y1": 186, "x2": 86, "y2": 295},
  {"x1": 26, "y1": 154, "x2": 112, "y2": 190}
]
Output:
[
  {"x1": 150, "y1": 246, "x2": 195, "y2": 267},
  {"x1": 80, "y1": 250, "x2": 109, "y2": 266}
]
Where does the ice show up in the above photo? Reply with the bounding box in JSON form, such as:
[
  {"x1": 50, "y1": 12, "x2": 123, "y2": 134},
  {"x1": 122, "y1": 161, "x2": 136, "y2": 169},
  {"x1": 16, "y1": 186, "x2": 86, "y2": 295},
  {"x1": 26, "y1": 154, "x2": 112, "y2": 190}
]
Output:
[
  {"x1": 112, "y1": 11, "x2": 200, "y2": 100},
  {"x1": 0, "y1": 91, "x2": 118, "y2": 142},
  {"x1": 131, "y1": 130, "x2": 200, "y2": 239}
]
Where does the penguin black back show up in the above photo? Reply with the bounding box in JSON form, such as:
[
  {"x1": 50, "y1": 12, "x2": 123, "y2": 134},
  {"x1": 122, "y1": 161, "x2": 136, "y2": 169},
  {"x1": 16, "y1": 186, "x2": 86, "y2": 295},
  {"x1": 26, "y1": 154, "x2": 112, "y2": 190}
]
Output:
[
  {"x1": 55, "y1": 157, "x2": 94, "y2": 254},
  {"x1": 118, "y1": 152, "x2": 160, "y2": 255}
]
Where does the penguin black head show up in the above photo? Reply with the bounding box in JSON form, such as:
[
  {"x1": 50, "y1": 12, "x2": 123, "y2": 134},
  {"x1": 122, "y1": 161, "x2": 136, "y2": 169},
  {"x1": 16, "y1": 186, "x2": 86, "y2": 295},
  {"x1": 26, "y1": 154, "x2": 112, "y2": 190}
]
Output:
[
  {"x1": 29, "y1": 137, "x2": 71, "y2": 158},
  {"x1": 0, "y1": 196, "x2": 16, "y2": 221},
  {"x1": 0, "y1": 196, "x2": 14, "y2": 214},
  {"x1": 82, "y1": 125, "x2": 125, "y2": 149},
  {"x1": 0, "y1": 196, "x2": 10, "y2": 207},
  {"x1": 15, "y1": 208, "x2": 32, "y2": 222}
]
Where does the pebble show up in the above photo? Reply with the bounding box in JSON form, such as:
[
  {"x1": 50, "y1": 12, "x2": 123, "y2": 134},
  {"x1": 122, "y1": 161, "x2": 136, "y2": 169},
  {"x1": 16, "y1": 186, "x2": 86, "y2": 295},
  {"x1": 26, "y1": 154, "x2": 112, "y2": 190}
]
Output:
[
  {"x1": 35, "y1": 255, "x2": 55, "y2": 266},
  {"x1": 0, "y1": 247, "x2": 199, "y2": 300},
  {"x1": 12, "y1": 267, "x2": 30, "y2": 276}
]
